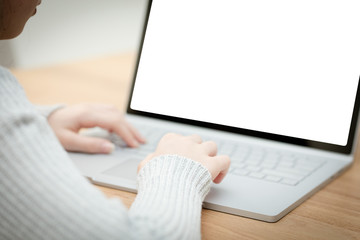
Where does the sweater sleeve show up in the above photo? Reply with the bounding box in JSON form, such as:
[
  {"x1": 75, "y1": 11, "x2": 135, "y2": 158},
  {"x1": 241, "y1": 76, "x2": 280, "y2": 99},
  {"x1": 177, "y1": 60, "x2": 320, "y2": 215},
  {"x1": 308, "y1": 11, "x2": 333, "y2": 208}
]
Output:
[
  {"x1": 34, "y1": 104, "x2": 65, "y2": 118},
  {"x1": 0, "y1": 66, "x2": 212, "y2": 240}
]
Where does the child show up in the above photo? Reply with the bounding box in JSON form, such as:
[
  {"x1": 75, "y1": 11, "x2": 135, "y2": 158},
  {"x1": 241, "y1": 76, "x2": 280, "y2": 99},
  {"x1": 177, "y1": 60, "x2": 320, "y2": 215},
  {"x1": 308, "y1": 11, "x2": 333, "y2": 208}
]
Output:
[{"x1": 0, "y1": 1, "x2": 230, "y2": 239}]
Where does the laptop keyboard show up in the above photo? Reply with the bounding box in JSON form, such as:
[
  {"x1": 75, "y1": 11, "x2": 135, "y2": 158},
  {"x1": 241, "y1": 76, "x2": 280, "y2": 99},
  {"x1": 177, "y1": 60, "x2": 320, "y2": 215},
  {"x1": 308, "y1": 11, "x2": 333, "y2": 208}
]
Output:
[
  {"x1": 223, "y1": 145, "x2": 325, "y2": 186},
  {"x1": 109, "y1": 125, "x2": 326, "y2": 186}
]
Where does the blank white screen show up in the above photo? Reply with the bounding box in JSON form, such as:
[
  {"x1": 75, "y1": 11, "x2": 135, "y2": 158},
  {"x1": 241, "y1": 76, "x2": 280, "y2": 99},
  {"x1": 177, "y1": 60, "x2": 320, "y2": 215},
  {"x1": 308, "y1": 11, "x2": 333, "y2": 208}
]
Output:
[{"x1": 131, "y1": 0, "x2": 360, "y2": 146}]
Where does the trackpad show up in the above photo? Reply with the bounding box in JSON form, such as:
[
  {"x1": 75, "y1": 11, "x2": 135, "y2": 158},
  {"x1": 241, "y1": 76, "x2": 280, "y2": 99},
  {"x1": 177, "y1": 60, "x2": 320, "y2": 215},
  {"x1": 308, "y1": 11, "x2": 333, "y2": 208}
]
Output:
[{"x1": 102, "y1": 158, "x2": 141, "y2": 181}]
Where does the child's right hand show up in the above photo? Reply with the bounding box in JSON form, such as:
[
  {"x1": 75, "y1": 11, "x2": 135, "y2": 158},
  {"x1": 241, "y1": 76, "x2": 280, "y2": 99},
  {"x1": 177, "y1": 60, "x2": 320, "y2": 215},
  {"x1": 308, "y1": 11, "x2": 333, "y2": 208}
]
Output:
[{"x1": 138, "y1": 133, "x2": 231, "y2": 184}]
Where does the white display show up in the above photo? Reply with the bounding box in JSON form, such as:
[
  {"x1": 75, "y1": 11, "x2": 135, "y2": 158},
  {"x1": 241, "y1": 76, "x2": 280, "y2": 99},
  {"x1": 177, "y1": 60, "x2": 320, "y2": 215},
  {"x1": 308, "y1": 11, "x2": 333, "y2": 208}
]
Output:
[{"x1": 131, "y1": 0, "x2": 360, "y2": 146}]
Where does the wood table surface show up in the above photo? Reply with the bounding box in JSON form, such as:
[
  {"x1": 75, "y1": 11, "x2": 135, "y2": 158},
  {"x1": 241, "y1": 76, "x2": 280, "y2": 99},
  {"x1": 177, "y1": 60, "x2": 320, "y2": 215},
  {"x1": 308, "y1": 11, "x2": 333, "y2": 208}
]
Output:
[{"x1": 11, "y1": 53, "x2": 360, "y2": 240}]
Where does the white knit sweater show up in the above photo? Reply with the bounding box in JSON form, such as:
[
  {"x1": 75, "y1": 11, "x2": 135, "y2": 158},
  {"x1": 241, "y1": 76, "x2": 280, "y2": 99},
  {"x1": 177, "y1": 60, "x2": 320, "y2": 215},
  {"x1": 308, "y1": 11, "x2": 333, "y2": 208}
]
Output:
[{"x1": 0, "y1": 66, "x2": 212, "y2": 240}]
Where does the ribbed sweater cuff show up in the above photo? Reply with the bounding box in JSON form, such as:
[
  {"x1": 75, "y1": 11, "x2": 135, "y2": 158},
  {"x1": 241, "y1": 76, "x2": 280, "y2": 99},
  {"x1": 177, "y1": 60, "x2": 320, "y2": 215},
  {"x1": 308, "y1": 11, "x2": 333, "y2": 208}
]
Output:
[
  {"x1": 130, "y1": 155, "x2": 212, "y2": 240},
  {"x1": 137, "y1": 155, "x2": 212, "y2": 202}
]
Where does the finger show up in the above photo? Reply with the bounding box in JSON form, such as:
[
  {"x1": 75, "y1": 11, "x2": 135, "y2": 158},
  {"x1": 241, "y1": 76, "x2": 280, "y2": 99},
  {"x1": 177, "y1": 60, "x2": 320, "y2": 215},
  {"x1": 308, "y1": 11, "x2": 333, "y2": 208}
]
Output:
[
  {"x1": 211, "y1": 155, "x2": 231, "y2": 184},
  {"x1": 186, "y1": 134, "x2": 202, "y2": 143},
  {"x1": 78, "y1": 109, "x2": 141, "y2": 148},
  {"x1": 201, "y1": 141, "x2": 217, "y2": 156},
  {"x1": 113, "y1": 124, "x2": 140, "y2": 148},
  {"x1": 60, "y1": 131, "x2": 115, "y2": 154},
  {"x1": 213, "y1": 172, "x2": 227, "y2": 184},
  {"x1": 123, "y1": 120, "x2": 146, "y2": 144}
]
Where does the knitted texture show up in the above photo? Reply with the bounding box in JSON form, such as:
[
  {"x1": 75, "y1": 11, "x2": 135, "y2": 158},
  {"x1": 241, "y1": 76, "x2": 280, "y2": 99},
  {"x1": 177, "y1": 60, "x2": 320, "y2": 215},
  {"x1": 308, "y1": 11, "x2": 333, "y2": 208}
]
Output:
[
  {"x1": 0, "y1": 66, "x2": 212, "y2": 240},
  {"x1": 35, "y1": 104, "x2": 65, "y2": 118}
]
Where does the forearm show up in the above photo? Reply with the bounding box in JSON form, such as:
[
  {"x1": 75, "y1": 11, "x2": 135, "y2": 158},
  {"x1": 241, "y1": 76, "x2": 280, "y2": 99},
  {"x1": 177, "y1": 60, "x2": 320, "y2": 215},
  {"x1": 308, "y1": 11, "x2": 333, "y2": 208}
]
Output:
[
  {"x1": 0, "y1": 108, "x2": 211, "y2": 240},
  {"x1": 0, "y1": 67, "x2": 212, "y2": 240},
  {"x1": 0, "y1": 107, "x2": 130, "y2": 239}
]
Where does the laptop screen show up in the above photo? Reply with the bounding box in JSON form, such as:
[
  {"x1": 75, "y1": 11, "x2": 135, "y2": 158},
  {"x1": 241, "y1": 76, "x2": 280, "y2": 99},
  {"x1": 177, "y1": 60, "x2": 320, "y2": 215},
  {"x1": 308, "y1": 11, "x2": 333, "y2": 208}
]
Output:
[{"x1": 128, "y1": 0, "x2": 360, "y2": 153}]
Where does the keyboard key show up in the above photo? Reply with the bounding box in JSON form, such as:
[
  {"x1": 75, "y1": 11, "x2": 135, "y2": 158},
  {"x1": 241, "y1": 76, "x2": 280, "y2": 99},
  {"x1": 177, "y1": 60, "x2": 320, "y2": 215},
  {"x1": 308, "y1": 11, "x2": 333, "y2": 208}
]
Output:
[
  {"x1": 247, "y1": 153, "x2": 264, "y2": 162},
  {"x1": 281, "y1": 178, "x2": 300, "y2": 186},
  {"x1": 232, "y1": 154, "x2": 248, "y2": 163},
  {"x1": 246, "y1": 165, "x2": 262, "y2": 172},
  {"x1": 295, "y1": 162, "x2": 322, "y2": 172},
  {"x1": 218, "y1": 144, "x2": 236, "y2": 156},
  {"x1": 264, "y1": 152, "x2": 279, "y2": 160},
  {"x1": 281, "y1": 156, "x2": 296, "y2": 162},
  {"x1": 248, "y1": 172, "x2": 266, "y2": 179},
  {"x1": 231, "y1": 163, "x2": 246, "y2": 169},
  {"x1": 264, "y1": 175, "x2": 282, "y2": 183},
  {"x1": 278, "y1": 161, "x2": 295, "y2": 168},
  {"x1": 233, "y1": 147, "x2": 250, "y2": 157},
  {"x1": 276, "y1": 166, "x2": 310, "y2": 176},
  {"x1": 295, "y1": 165, "x2": 316, "y2": 173},
  {"x1": 297, "y1": 158, "x2": 324, "y2": 167},
  {"x1": 233, "y1": 169, "x2": 250, "y2": 176},
  {"x1": 261, "y1": 162, "x2": 277, "y2": 169},
  {"x1": 261, "y1": 169, "x2": 304, "y2": 182}
]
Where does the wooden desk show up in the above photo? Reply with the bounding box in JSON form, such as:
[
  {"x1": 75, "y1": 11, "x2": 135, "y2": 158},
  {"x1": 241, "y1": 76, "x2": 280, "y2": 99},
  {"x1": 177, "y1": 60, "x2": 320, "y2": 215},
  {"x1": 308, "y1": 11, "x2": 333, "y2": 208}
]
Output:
[{"x1": 12, "y1": 53, "x2": 360, "y2": 240}]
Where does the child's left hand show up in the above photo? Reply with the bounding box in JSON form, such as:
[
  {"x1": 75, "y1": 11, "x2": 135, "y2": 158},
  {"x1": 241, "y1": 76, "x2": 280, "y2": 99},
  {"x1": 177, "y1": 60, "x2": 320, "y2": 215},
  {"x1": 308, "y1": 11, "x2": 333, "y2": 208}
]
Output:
[{"x1": 48, "y1": 103, "x2": 145, "y2": 154}]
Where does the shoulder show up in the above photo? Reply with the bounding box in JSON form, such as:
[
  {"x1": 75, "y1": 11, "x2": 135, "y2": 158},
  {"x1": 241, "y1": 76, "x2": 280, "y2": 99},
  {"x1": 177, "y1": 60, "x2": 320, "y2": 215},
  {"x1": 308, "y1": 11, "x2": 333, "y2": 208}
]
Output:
[
  {"x1": 0, "y1": 65, "x2": 34, "y2": 111},
  {"x1": 0, "y1": 65, "x2": 21, "y2": 89},
  {"x1": 0, "y1": 65, "x2": 15, "y2": 78}
]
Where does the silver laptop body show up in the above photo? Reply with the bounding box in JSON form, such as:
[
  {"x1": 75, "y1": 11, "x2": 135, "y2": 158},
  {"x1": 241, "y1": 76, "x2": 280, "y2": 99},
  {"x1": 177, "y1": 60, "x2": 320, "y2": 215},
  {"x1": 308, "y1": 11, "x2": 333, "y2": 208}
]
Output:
[{"x1": 69, "y1": 0, "x2": 360, "y2": 222}]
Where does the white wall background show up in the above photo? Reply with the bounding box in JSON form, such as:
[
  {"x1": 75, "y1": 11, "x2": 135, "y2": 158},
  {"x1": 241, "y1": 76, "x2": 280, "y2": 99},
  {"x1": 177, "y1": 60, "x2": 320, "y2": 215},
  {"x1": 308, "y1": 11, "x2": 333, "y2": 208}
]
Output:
[{"x1": 0, "y1": 0, "x2": 148, "y2": 69}]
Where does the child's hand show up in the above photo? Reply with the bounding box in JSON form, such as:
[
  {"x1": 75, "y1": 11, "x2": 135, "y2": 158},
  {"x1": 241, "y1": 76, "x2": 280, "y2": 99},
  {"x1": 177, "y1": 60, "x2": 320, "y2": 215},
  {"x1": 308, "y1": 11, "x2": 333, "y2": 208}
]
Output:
[
  {"x1": 48, "y1": 104, "x2": 145, "y2": 154},
  {"x1": 138, "y1": 133, "x2": 231, "y2": 184}
]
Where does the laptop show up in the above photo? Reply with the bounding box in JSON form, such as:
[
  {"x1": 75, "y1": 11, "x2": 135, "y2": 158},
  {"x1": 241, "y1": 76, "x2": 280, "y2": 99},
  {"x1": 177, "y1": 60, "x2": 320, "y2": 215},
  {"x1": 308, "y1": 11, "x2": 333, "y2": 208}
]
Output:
[{"x1": 69, "y1": 0, "x2": 360, "y2": 222}]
